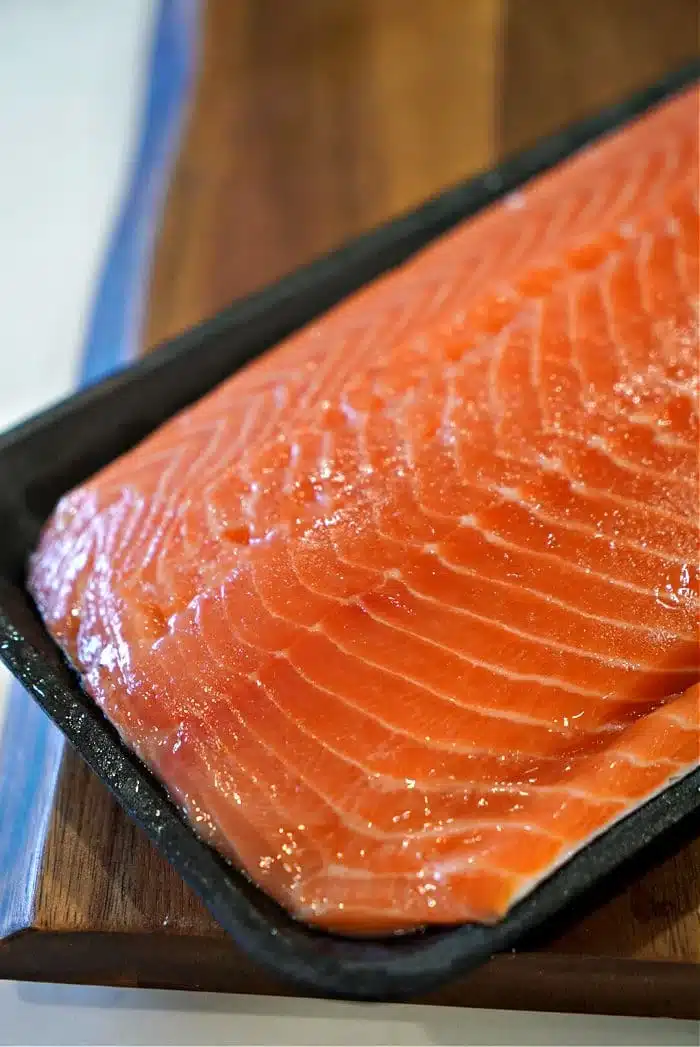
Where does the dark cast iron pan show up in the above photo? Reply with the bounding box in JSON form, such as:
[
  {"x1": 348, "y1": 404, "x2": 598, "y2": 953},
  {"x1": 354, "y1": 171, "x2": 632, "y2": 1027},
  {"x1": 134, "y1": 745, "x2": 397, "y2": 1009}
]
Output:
[{"x1": 0, "y1": 62, "x2": 698, "y2": 1001}]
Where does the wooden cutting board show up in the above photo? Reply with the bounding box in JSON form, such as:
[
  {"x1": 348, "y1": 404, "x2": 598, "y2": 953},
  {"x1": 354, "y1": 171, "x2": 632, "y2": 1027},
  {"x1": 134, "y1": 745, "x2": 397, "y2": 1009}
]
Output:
[{"x1": 1, "y1": 0, "x2": 699, "y2": 1019}]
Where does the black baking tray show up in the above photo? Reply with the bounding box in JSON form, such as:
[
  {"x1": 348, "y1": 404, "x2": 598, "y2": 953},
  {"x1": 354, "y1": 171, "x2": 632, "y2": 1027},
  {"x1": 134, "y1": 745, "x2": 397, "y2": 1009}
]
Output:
[{"x1": 1, "y1": 63, "x2": 699, "y2": 1002}]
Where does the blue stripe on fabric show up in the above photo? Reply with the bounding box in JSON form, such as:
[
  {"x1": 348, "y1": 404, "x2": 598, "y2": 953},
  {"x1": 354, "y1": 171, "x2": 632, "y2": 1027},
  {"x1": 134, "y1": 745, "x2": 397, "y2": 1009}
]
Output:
[
  {"x1": 83, "y1": 0, "x2": 200, "y2": 383},
  {"x1": 0, "y1": 0, "x2": 200, "y2": 938}
]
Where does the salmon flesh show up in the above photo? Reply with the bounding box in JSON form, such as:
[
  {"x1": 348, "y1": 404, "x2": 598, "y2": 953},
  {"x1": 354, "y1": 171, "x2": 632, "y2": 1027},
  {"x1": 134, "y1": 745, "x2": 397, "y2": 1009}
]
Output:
[{"x1": 29, "y1": 88, "x2": 700, "y2": 934}]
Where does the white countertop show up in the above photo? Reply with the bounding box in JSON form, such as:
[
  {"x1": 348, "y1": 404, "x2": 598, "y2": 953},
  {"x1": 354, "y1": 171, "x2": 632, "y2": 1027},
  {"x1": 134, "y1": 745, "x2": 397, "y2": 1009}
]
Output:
[
  {"x1": 2, "y1": 983, "x2": 697, "y2": 1046},
  {"x1": 0, "y1": 3, "x2": 697, "y2": 1043}
]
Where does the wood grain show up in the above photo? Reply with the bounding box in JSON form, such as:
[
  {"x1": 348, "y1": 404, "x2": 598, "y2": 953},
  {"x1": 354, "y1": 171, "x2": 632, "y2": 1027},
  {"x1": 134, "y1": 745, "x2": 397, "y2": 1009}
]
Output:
[
  {"x1": 1, "y1": 0, "x2": 699, "y2": 1018},
  {"x1": 145, "y1": 0, "x2": 503, "y2": 348},
  {"x1": 500, "y1": 0, "x2": 700, "y2": 153}
]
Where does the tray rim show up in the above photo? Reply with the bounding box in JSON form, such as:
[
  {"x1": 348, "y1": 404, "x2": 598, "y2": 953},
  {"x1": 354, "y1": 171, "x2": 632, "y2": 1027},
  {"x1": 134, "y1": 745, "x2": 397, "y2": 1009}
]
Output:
[{"x1": 0, "y1": 62, "x2": 698, "y2": 1001}]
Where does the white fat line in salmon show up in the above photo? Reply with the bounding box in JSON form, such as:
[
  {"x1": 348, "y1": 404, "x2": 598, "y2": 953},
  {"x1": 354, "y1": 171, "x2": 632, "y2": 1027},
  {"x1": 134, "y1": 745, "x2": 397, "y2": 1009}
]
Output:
[
  {"x1": 390, "y1": 395, "x2": 695, "y2": 585},
  {"x1": 437, "y1": 430, "x2": 695, "y2": 561},
  {"x1": 655, "y1": 706, "x2": 700, "y2": 729},
  {"x1": 89, "y1": 482, "x2": 696, "y2": 699},
  {"x1": 178, "y1": 674, "x2": 694, "y2": 871},
  {"x1": 371, "y1": 575, "x2": 693, "y2": 674},
  {"x1": 170, "y1": 680, "x2": 572, "y2": 851},
  {"x1": 120, "y1": 492, "x2": 695, "y2": 689},
  {"x1": 262, "y1": 631, "x2": 696, "y2": 787},
  {"x1": 492, "y1": 482, "x2": 693, "y2": 565},
  {"x1": 302, "y1": 858, "x2": 523, "y2": 887},
  {"x1": 239, "y1": 568, "x2": 694, "y2": 733},
  {"x1": 333, "y1": 596, "x2": 694, "y2": 703},
  {"x1": 426, "y1": 544, "x2": 693, "y2": 639},
  {"x1": 168, "y1": 743, "x2": 524, "y2": 926},
  {"x1": 296, "y1": 760, "x2": 700, "y2": 908},
  {"x1": 349, "y1": 590, "x2": 606, "y2": 695},
  {"x1": 450, "y1": 516, "x2": 693, "y2": 607},
  {"x1": 116, "y1": 399, "x2": 262, "y2": 568},
  {"x1": 226, "y1": 643, "x2": 695, "y2": 802},
  {"x1": 122, "y1": 443, "x2": 204, "y2": 572},
  {"x1": 83, "y1": 590, "x2": 699, "y2": 904},
  {"x1": 255, "y1": 593, "x2": 601, "y2": 712},
  {"x1": 119, "y1": 649, "x2": 573, "y2": 857},
  {"x1": 140, "y1": 585, "x2": 689, "y2": 794},
  {"x1": 553, "y1": 428, "x2": 697, "y2": 486},
  {"x1": 504, "y1": 757, "x2": 700, "y2": 914},
  {"x1": 498, "y1": 444, "x2": 697, "y2": 531},
  {"x1": 212, "y1": 583, "x2": 581, "y2": 733},
  {"x1": 248, "y1": 526, "x2": 651, "y2": 676},
  {"x1": 282, "y1": 487, "x2": 684, "y2": 642}
]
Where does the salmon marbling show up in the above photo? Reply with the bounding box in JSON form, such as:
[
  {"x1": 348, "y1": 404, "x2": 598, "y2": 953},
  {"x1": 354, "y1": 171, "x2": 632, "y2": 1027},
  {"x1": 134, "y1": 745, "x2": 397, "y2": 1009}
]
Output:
[{"x1": 30, "y1": 87, "x2": 700, "y2": 933}]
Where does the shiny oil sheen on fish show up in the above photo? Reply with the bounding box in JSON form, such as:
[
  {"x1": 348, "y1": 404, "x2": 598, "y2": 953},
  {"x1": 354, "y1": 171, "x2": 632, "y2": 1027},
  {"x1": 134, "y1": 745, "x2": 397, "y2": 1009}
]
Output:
[{"x1": 30, "y1": 87, "x2": 700, "y2": 934}]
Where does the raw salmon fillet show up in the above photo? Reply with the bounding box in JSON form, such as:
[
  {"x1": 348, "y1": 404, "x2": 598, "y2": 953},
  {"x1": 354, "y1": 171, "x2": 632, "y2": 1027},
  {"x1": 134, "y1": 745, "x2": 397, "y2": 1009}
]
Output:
[{"x1": 30, "y1": 87, "x2": 700, "y2": 933}]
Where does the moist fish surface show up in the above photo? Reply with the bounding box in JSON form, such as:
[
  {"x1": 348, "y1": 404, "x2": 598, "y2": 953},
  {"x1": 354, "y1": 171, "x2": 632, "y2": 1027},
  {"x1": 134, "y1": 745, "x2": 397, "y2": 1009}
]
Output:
[{"x1": 30, "y1": 87, "x2": 700, "y2": 934}]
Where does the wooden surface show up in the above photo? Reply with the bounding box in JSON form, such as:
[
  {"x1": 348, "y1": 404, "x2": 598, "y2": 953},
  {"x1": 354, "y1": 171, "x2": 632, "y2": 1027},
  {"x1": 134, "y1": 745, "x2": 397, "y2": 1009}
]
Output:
[{"x1": 2, "y1": 0, "x2": 700, "y2": 1019}]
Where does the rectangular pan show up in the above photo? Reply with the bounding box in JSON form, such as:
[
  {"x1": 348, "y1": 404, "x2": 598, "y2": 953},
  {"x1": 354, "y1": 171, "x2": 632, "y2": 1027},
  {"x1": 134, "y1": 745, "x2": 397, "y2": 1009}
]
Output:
[{"x1": 1, "y1": 62, "x2": 698, "y2": 1001}]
